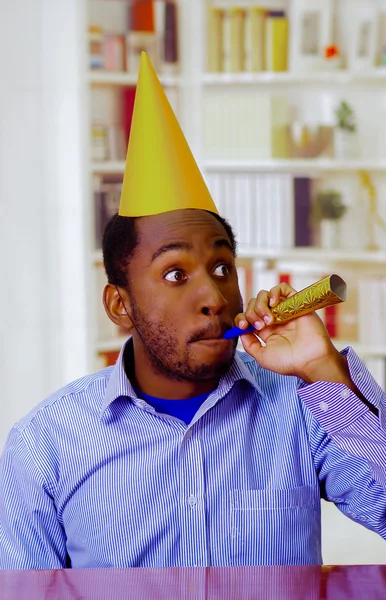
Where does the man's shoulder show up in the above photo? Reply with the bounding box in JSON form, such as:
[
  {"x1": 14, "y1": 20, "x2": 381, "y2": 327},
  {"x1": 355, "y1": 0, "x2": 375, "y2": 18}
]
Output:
[{"x1": 14, "y1": 366, "x2": 114, "y2": 435}]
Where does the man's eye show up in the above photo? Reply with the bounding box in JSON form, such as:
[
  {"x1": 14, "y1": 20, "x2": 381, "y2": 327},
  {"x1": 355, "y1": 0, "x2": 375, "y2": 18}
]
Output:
[
  {"x1": 213, "y1": 264, "x2": 230, "y2": 277},
  {"x1": 164, "y1": 270, "x2": 185, "y2": 282}
]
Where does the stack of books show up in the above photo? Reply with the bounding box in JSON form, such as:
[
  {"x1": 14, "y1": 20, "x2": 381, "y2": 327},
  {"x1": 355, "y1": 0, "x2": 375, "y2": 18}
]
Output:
[
  {"x1": 89, "y1": 1, "x2": 179, "y2": 74},
  {"x1": 205, "y1": 171, "x2": 321, "y2": 252},
  {"x1": 207, "y1": 5, "x2": 289, "y2": 73}
]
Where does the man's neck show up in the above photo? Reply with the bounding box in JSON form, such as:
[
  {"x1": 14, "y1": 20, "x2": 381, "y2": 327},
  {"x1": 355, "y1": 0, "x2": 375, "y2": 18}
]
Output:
[{"x1": 123, "y1": 339, "x2": 220, "y2": 400}]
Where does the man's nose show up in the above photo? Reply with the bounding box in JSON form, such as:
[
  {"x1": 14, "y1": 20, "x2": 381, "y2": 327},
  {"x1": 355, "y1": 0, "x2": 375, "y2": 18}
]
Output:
[{"x1": 195, "y1": 274, "x2": 228, "y2": 317}]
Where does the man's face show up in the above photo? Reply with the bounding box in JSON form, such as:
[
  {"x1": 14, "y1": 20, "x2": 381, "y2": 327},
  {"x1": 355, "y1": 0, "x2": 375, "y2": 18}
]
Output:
[{"x1": 125, "y1": 209, "x2": 243, "y2": 383}]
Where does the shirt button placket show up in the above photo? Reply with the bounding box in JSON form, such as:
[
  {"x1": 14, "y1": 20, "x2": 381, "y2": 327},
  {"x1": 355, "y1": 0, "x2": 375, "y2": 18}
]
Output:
[{"x1": 179, "y1": 432, "x2": 207, "y2": 567}]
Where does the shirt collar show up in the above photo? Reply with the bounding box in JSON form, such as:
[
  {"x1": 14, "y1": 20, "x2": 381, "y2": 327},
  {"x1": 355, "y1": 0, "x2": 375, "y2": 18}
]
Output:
[
  {"x1": 101, "y1": 339, "x2": 137, "y2": 417},
  {"x1": 101, "y1": 339, "x2": 262, "y2": 419},
  {"x1": 215, "y1": 350, "x2": 264, "y2": 399}
]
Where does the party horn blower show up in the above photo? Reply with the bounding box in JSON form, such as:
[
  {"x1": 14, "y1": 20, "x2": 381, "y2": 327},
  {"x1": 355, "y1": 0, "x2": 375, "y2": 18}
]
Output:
[{"x1": 224, "y1": 274, "x2": 347, "y2": 339}]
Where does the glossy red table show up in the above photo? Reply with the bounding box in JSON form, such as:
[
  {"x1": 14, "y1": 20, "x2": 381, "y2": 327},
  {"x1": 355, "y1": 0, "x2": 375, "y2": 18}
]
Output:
[{"x1": 1, "y1": 565, "x2": 386, "y2": 599}]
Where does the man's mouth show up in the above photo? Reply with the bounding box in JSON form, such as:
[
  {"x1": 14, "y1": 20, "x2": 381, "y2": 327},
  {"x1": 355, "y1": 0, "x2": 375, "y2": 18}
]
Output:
[{"x1": 189, "y1": 324, "x2": 231, "y2": 343}]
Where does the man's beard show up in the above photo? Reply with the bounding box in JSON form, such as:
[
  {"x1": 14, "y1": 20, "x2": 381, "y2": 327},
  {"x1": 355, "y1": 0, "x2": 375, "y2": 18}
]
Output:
[{"x1": 130, "y1": 300, "x2": 236, "y2": 382}]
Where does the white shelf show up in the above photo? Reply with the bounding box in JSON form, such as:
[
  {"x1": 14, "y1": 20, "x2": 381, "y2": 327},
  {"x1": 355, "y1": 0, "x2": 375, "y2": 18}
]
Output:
[
  {"x1": 88, "y1": 70, "x2": 181, "y2": 87},
  {"x1": 203, "y1": 69, "x2": 386, "y2": 86},
  {"x1": 203, "y1": 159, "x2": 386, "y2": 174},
  {"x1": 91, "y1": 161, "x2": 125, "y2": 174},
  {"x1": 237, "y1": 247, "x2": 386, "y2": 264},
  {"x1": 91, "y1": 159, "x2": 386, "y2": 175}
]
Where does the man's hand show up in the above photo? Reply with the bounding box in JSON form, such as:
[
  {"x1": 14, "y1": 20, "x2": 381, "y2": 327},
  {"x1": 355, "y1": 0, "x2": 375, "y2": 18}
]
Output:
[{"x1": 235, "y1": 282, "x2": 349, "y2": 385}]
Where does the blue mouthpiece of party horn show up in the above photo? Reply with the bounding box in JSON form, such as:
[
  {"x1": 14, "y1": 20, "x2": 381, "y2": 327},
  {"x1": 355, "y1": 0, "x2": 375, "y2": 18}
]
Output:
[{"x1": 223, "y1": 324, "x2": 255, "y2": 340}]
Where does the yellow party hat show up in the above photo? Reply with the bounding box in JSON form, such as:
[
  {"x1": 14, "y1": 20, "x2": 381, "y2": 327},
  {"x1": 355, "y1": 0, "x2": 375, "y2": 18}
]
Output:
[{"x1": 119, "y1": 52, "x2": 218, "y2": 217}]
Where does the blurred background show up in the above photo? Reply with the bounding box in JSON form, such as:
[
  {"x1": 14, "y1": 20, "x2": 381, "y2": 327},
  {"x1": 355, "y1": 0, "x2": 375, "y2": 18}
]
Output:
[{"x1": 1, "y1": 0, "x2": 386, "y2": 564}]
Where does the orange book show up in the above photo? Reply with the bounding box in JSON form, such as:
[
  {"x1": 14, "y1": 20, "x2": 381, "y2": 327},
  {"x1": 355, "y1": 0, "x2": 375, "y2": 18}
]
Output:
[
  {"x1": 130, "y1": 1, "x2": 155, "y2": 32},
  {"x1": 99, "y1": 351, "x2": 120, "y2": 367}
]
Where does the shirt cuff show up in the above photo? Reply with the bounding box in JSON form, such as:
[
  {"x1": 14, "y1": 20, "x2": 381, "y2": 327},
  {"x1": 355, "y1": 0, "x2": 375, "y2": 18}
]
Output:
[{"x1": 298, "y1": 346, "x2": 385, "y2": 434}]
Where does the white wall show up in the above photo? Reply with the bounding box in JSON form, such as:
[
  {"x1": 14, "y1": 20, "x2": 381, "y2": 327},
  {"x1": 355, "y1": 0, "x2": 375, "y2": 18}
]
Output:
[{"x1": 0, "y1": 0, "x2": 89, "y2": 451}]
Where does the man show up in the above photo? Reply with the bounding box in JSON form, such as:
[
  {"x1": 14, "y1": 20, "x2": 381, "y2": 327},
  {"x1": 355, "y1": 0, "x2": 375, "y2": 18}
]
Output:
[{"x1": 1, "y1": 54, "x2": 386, "y2": 569}]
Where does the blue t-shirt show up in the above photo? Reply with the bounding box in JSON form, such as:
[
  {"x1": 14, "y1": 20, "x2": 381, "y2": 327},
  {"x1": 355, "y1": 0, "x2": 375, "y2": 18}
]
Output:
[{"x1": 133, "y1": 387, "x2": 212, "y2": 424}]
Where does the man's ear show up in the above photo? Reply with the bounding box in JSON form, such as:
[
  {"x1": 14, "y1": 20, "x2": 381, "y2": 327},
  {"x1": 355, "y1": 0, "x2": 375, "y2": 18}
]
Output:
[{"x1": 103, "y1": 284, "x2": 134, "y2": 331}]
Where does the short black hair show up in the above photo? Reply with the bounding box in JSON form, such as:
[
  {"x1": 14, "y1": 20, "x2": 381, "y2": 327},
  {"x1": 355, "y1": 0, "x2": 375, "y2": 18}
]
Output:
[{"x1": 102, "y1": 211, "x2": 237, "y2": 288}]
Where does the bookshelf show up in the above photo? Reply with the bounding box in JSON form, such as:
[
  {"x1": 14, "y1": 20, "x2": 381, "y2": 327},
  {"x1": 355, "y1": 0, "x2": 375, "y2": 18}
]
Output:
[
  {"x1": 86, "y1": 0, "x2": 386, "y2": 377},
  {"x1": 85, "y1": 0, "x2": 386, "y2": 566}
]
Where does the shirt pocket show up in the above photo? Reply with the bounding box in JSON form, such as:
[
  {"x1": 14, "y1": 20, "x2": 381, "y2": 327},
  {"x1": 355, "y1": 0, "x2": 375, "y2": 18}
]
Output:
[{"x1": 229, "y1": 485, "x2": 321, "y2": 566}]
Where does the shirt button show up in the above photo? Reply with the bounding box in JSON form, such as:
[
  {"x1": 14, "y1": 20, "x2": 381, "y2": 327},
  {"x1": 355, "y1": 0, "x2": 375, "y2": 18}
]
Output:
[
  {"x1": 357, "y1": 372, "x2": 364, "y2": 380},
  {"x1": 319, "y1": 401, "x2": 329, "y2": 412},
  {"x1": 188, "y1": 495, "x2": 197, "y2": 507},
  {"x1": 185, "y1": 429, "x2": 192, "y2": 441},
  {"x1": 340, "y1": 389, "x2": 350, "y2": 399}
]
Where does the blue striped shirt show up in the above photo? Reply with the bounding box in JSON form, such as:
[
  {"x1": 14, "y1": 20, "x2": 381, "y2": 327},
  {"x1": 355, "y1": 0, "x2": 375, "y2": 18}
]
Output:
[{"x1": 1, "y1": 342, "x2": 386, "y2": 569}]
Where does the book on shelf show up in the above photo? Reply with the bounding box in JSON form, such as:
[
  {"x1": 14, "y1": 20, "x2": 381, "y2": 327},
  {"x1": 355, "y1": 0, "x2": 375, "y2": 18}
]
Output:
[
  {"x1": 89, "y1": 1, "x2": 179, "y2": 76},
  {"x1": 244, "y1": 7, "x2": 266, "y2": 72},
  {"x1": 91, "y1": 122, "x2": 126, "y2": 163},
  {"x1": 265, "y1": 11, "x2": 289, "y2": 72},
  {"x1": 205, "y1": 5, "x2": 289, "y2": 73},
  {"x1": 107, "y1": 126, "x2": 127, "y2": 162},
  {"x1": 126, "y1": 0, "x2": 157, "y2": 73},
  {"x1": 202, "y1": 92, "x2": 290, "y2": 160},
  {"x1": 163, "y1": 1, "x2": 179, "y2": 73},
  {"x1": 103, "y1": 33, "x2": 126, "y2": 72},
  {"x1": 126, "y1": 0, "x2": 180, "y2": 74},
  {"x1": 206, "y1": 6, "x2": 223, "y2": 73},
  {"x1": 130, "y1": 0, "x2": 155, "y2": 32},
  {"x1": 91, "y1": 122, "x2": 109, "y2": 161},
  {"x1": 89, "y1": 27, "x2": 126, "y2": 72},
  {"x1": 205, "y1": 171, "x2": 294, "y2": 251},
  {"x1": 205, "y1": 169, "x2": 381, "y2": 257},
  {"x1": 293, "y1": 177, "x2": 314, "y2": 247},
  {"x1": 222, "y1": 8, "x2": 245, "y2": 73},
  {"x1": 94, "y1": 177, "x2": 122, "y2": 249},
  {"x1": 98, "y1": 350, "x2": 120, "y2": 368},
  {"x1": 89, "y1": 25, "x2": 104, "y2": 70}
]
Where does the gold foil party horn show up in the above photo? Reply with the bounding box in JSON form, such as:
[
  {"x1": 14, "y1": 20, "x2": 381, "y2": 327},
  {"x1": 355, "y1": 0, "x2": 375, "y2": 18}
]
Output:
[
  {"x1": 271, "y1": 273, "x2": 347, "y2": 324},
  {"x1": 224, "y1": 274, "x2": 346, "y2": 338}
]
